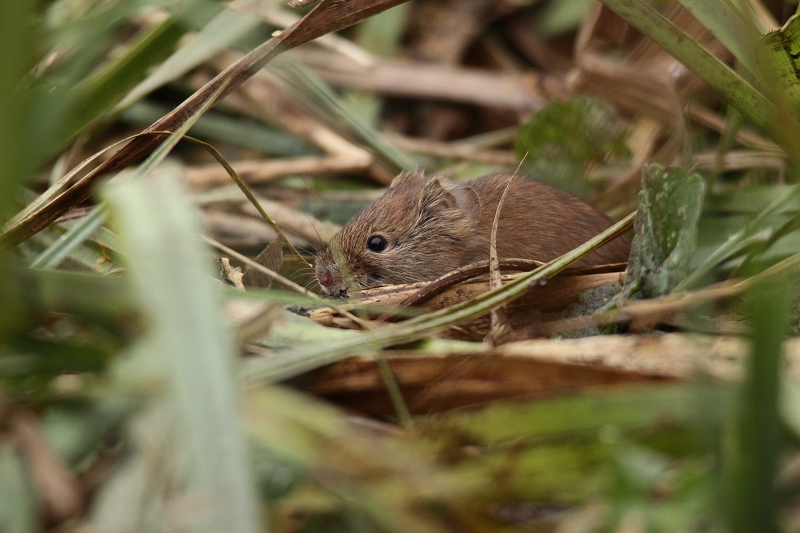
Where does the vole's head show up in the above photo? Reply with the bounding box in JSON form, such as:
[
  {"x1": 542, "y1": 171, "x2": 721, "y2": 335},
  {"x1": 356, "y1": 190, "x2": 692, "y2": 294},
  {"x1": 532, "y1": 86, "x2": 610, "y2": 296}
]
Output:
[{"x1": 315, "y1": 170, "x2": 480, "y2": 296}]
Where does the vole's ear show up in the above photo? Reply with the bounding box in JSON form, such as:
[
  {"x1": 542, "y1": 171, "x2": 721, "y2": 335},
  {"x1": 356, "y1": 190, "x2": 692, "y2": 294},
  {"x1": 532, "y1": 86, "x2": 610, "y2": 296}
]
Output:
[
  {"x1": 390, "y1": 168, "x2": 426, "y2": 189},
  {"x1": 419, "y1": 179, "x2": 480, "y2": 226},
  {"x1": 419, "y1": 177, "x2": 455, "y2": 213},
  {"x1": 452, "y1": 186, "x2": 481, "y2": 227}
]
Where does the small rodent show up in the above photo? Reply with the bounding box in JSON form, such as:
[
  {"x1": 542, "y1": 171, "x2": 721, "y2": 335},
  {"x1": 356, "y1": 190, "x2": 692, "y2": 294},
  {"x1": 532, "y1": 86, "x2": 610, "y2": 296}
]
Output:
[{"x1": 315, "y1": 170, "x2": 629, "y2": 296}]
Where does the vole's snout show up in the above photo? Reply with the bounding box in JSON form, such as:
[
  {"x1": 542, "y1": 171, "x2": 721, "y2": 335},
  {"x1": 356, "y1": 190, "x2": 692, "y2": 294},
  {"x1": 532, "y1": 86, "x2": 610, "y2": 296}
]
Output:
[
  {"x1": 315, "y1": 261, "x2": 348, "y2": 298},
  {"x1": 318, "y1": 269, "x2": 332, "y2": 287}
]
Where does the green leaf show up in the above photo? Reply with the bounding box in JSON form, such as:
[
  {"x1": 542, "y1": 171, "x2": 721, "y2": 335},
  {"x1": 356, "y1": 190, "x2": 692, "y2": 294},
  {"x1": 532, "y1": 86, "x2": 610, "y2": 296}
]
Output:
[
  {"x1": 0, "y1": 443, "x2": 37, "y2": 533},
  {"x1": 273, "y1": 62, "x2": 417, "y2": 172},
  {"x1": 513, "y1": 96, "x2": 630, "y2": 197},
  {"x1": 121, "y1": 101, "x2": 313, "y2": 156},
  {"x1": 679, "y1": 183, "x2": 800, "y2": 290},
  {"x1": 43, "y1": 400, "x2": 139, "y2": 468},
  {"x1": 64, "y1": 14, "x2": 190, "y2": 138},
  {"x1": 676, "y1": 0, "x2": 763, "y2": 78},
  {"x1": 726, "y1": 273, "x2": 790, "y2": 533},
  {"x1": 32, "y1": 0, "x2": 224, "y2": 157},
  {"x1": 535, "y1": 0, "x2": 597, "y2": 38},
  {"x1": 1, "y1": 334, "x2": 114, "y2": 379},
  {"x1": 116, "y1": 7, "x2": 261, "y2": 111},
  {"x1": 762, "y1": 13, "x2": 800, "y2": 116},
  {"x1": 425, "y1": 384, "x2": 731, "y2": 444},
  {"x1": 625, "y1": 164, "x2": 704, "y2": 299},
  {"x1": 30, "y1": 78, "x2": 227, "y2": 270},
  {"x1": 106, "y1": 171, "x2": 262, "y2": 533}
]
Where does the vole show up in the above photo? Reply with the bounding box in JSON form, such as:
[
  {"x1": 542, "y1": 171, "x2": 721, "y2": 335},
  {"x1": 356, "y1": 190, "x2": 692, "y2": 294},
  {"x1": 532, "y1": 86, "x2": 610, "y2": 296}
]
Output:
[{"x1": 315, "y1": 170, "x2": 629, "y2": 296}]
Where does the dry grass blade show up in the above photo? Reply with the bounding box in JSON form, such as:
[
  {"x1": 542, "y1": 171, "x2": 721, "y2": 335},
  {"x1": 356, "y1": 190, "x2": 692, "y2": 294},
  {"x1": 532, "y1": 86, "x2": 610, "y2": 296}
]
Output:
[
  {"x1": 487, "y1": 173, "x2": 517, "y2": 344},
  {"x1": 183, "y1": 155, "x2": 373, "y2": 189},
  {"x1": 1, "y1": 0, "x2": 411, "y2": 247},
  {"x1": 309, "y1": 270, "x2": 624, "y2": 328}
]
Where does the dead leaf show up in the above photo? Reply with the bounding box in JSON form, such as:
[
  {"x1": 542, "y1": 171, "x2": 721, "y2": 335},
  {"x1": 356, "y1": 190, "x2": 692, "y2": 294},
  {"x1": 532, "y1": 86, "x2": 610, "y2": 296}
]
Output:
[{"x1": 243, "y1": 234, "x2": 285, "y2": 289}]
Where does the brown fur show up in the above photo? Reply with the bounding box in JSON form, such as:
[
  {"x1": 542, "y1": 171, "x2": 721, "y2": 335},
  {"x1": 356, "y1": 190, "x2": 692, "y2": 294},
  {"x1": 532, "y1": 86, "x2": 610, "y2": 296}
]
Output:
[{"x1": 315, "y1": 171, "x2": 630, "y2": 295}]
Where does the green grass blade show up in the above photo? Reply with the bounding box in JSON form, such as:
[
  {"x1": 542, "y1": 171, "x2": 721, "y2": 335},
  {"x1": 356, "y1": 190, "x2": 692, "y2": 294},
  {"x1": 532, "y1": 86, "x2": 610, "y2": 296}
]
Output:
[
  {"x1": 0, "y1": 443, "x2": 37, "y2": 533},
  {"x1": 121, "y1": 101, "x2": 311, "y2": 156},
  {"x1": 676, "y1": 0, "x2": 763, "y2": 77},
  {"x1": 726, "y1": 273, "x2": 790, "y2": 533},
  {"x1": 106, "y1": 171, "x2": 261, "y2": 533},
  {"x1": 677, "y1": 183, "x2": 800, "y2": 289},
  {"x1": 28, "y1": 204, "x2": 110, "y2": 269},
  {"x1": 0, "y1": 0, "x2": 34, "y2": 220},
  {"x1": 428, "y1": 383, "x2": 732, "y2": 443}
]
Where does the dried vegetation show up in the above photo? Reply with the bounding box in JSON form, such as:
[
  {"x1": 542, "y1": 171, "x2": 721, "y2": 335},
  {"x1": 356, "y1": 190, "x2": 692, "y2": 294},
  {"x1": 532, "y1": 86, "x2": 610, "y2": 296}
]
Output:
[{"x1": 3, "y1": 0, "x2": 800, "y2": 532}]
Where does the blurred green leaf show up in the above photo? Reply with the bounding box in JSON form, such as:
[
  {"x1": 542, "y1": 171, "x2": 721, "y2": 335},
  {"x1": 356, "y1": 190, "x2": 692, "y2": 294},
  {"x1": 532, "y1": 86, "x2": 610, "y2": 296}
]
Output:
[
  {"x1": 43, "y1": 399, "x2": 140, "y2": 468},
  {"x1": 64, "y1": 13, "x2": 195, "y2": 139},
  {"x1": 117, "y1": 7, "x2": 260, "y2": 111},
  {"x1": 514, "y1": 96, "x2": 630, "y2": 197},
  {"x1": 0, "y1": 443, "x2": 37, "y2": 533},
  {"x1": 679, "y1": 183, "x2": 800, "y2": 289},
  {"x1": 30, "y1": 77, "x2": 226, "y2": 270},
  {"x1": 106, "y1": 171, "x2": 262, "y2": 533},
  {"x1": 725, "y1": 273, "x2": 791, "y2": 533},
  {"x1": 605, "y1": 440, "x2": 715, "y2": 532},
  {"x1": 676, "y1": 0, "x2": 763, "y2": 77},
  {"x1": 705, "y1": 184, "x2": 795, "y2": 214},
  {"x1": 3, "y1": 268, "x2": 133, "y2": 325},
  {"x1": 1, "y1": 334, "x2": 114, "y2": 379},
  {"x1": 26, "y1": 227, "x2": 119, "y2": 273},
  {"x1": 343, "y1": 3, "x2": 412, "y2": 126},
  {"x1": 424, "y1": 384, "x2": 731, "y2": 445},
  {"x1": 246, "y1": 386, "x2": 465, "y2": 533},
  {"x1": 30, "y1": 0, "x2": 224, "y2": 159},
  {"x1": 122, "y1": 101, "x2": 315, "y2": 156},
  {"x1": 536, "y1": 0, "x2": 597, "y2": 38},
  {"x1": 625, "y1": 164, "x2": 704, "y2": 298},
  {"x1": 422, "y1": 384, "x2": 730, "y2": 506},
  {"x1": 0, "y1": 0, "x2": 34, "y2": 219},
  {"x1": 272, "y1": 62, "x2": 417, "y2": 172}
]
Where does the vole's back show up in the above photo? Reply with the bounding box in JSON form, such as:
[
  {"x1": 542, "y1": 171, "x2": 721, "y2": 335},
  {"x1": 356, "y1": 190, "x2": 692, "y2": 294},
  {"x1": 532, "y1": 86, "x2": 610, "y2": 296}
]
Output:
[{"x1": 465, "y1": 174, "x2": 629, "y2": 267}]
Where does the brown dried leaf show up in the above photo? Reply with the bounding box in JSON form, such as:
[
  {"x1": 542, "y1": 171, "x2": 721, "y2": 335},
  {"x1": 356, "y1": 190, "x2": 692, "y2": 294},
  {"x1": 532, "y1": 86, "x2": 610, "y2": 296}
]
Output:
[{"x1": 243, "y1": 234, "x2": 285, "y2": 289}]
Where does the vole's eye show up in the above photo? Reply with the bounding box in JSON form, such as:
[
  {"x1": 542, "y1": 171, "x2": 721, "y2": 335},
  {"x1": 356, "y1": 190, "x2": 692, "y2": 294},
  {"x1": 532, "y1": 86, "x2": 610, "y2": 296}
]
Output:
[{"x1": 367, "y1": 235, "x2": 388, "y2": 253}]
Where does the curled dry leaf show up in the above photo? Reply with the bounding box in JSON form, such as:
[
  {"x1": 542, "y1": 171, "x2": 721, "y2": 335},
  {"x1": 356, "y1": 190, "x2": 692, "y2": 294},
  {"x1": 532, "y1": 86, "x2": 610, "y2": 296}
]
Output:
[{"x1": 243, "y1": 234, "x2": 285, "y2": 289}]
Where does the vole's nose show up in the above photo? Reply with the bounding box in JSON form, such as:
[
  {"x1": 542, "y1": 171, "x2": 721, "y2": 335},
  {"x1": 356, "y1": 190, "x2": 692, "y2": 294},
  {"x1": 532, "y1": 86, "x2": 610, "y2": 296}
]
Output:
[{"x1": 318, "y1": 270, "x2": 332, "y2": 287}]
